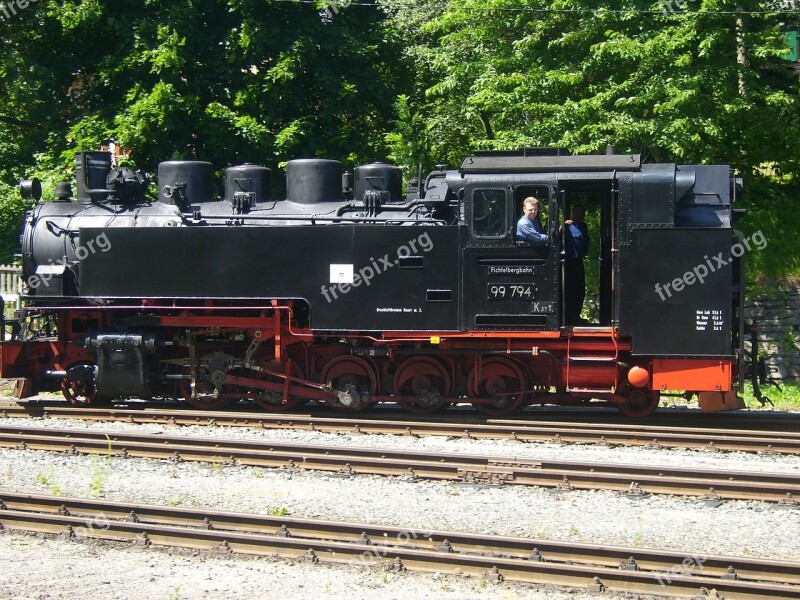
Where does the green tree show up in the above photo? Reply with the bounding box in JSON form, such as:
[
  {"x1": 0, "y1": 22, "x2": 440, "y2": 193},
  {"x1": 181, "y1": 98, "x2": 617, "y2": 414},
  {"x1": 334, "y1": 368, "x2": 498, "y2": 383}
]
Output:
[
  {"x1": 384, "y1": 0, "x2": 800, "y2": 276},
  {"x1": 0, "y1": 0, "x2": 404, "y2": 261}
]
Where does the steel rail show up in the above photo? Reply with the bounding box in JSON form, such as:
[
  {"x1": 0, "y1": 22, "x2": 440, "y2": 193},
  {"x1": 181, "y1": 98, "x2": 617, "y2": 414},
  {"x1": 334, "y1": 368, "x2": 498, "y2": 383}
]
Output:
[
  {"x1": 0, "y1": 493, "x2": 798, "y2": 599},
  {"x1": 7, "y1": 399, "x2": 800, "y2": 431},
  {"x1": 1, "y1": 425, "x2": 799, "y2": 503},
  {"x1": 1, "y1": 403, "x2": 799, "y2": 455}
]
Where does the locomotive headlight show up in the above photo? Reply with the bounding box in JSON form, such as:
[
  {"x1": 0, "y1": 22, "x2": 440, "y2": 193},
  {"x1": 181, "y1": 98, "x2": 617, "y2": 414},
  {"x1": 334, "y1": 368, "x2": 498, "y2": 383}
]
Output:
[
  {"x1": 627, "y1": 366, "x2": 650, "y2": 388},
  {"x1": 19, "y1": 178, "x2": 42, "y2": 201}
]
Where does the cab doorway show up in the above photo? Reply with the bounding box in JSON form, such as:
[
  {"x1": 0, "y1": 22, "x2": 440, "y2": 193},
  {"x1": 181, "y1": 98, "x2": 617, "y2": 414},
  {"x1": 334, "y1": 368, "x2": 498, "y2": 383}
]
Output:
[{"x1": 558, "y1": 182, "x2": 613, "y2": 327}]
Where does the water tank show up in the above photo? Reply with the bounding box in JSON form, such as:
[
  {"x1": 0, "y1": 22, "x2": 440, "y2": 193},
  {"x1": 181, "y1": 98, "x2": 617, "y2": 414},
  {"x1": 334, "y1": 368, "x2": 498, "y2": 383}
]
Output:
[
  {"x1": 354, "y1": 162, "x2": 402, "y2": 203},
  {"x1": 158, "y1": 161, "x2": 214, "y2": 205},
  {"x1": 286, "y1": 159, "x2": 342, "y2": 204}
]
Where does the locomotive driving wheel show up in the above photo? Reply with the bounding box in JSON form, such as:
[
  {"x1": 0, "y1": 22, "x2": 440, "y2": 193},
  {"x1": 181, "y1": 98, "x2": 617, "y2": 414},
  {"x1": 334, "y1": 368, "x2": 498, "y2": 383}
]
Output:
[
  {"x1": 178, "y1": 354, "x2": 231, "y2": 410},
  {"x1": 178, "y1": 375, "x2": 230, "y2": 410},
  {"x1": 320, "y1": 356, "x2": 378, "y2": 412},
  {"x1": 467, "y1": 356, "x2": 528, "y2": 416},
  {"x1": 392, "y1": 356, "x2": 452, "y2": 415},
  {"x1": 617, "y1": 388, "x2": 660, "y2": 419},
  {"x1": 178, "y1": 351, "x2": 241, "y2": 410},
  {"x1": 60, "y1": 362, "x2": 97, "y2": 407}
]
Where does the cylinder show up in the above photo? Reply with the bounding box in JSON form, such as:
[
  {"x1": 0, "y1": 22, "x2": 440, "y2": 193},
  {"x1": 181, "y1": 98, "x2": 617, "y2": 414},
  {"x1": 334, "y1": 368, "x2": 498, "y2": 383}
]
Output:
[
  {"x1": 75, "y1": 152, "x2": 112, "y2": 204},
  {"x1": 286, "y1": 159, "x2": 342, "y2": 204},
  {"x1": 224, "y1": 164, "x2": 272, "y2": 205},
  {"x1": 158, "y1": 161, "x2": 214, "y2": 205},
  {"x1": 354, "y1": 162, "x2": 402, "y2": 204}
]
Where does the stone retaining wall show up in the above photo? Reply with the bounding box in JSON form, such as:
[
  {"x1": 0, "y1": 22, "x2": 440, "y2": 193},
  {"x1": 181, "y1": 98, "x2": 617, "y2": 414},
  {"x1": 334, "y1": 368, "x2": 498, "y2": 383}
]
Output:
[{"x1": 745, "y1": 283, "x2": 800, "y2": 381}]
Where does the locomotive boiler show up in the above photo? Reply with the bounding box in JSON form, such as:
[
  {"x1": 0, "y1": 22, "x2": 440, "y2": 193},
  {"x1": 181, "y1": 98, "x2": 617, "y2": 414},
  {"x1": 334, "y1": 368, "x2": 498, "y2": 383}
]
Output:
[{"x1": 0, "y1": 148, "x2": 749, "y2": 417}]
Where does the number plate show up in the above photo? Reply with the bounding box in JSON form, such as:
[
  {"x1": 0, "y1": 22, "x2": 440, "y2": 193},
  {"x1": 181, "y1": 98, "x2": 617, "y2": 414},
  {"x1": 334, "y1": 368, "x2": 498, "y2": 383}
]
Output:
[{"x1": 487, "y1": 283, "x2": 536, "y2": 301}]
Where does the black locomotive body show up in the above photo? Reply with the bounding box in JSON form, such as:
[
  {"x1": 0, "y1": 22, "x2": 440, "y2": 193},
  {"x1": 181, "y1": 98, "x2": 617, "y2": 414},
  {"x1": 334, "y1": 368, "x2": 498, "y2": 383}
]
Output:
[{"x1": 0, "y1": 149, "x2": 747, "y2": 417}]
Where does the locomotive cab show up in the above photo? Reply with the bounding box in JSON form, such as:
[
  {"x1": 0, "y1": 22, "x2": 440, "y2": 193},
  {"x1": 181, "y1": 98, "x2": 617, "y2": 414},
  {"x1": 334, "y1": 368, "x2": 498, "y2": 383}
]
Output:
[
  {"x1": 464, "y1": 181, "x2": 560, "y2": 331},
  {"x1": 458, "y1": 151, "x2": 630, "y2": 332}
]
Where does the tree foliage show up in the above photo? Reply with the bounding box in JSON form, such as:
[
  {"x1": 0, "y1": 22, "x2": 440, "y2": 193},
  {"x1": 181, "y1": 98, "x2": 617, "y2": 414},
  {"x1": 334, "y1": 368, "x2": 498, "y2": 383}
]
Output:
[
  {"x1": 384, "y1": 0, "x2": 800, "y2": 276},
  {"x1": 0, "y1": 0, "x2": 404, "y2": 261},
  {"x1": 386, "y1": 1, "x2": 796, "y2": 163},
  {"x1": 0, "y1": 0, "x2": 403, "y2": 178},
  {"x1": 1, "y1": 0, "x2": 799, "y2": 276}
]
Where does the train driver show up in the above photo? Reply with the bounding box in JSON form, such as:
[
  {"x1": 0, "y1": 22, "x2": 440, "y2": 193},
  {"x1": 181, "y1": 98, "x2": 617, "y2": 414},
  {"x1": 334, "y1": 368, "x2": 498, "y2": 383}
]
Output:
[{"x1": 516, "y1": 197, "x2": 548, "y2": 244}]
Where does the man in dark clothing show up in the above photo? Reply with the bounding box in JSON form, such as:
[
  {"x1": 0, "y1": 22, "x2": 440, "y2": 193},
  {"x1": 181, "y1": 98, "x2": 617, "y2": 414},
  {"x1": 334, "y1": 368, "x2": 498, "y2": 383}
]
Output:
[{"x1": 561, "y1": 205, "x2": 589, "y2": 325}]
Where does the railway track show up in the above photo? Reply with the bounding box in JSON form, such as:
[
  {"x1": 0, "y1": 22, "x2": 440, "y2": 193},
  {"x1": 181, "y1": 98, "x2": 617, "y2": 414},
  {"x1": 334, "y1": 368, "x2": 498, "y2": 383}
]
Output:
[
  {"x1": 1, "y1": 424, "x2": 799, "y2": 503},
  {"x1": 7, "y1": 397, "x2": 800, "y2": 430},
  {"x1": 2, "y1": 402, "x2": 800, "y2": 455},
  {"x1": 1, "y1": 492, "x2": 798, "y2": 599}
]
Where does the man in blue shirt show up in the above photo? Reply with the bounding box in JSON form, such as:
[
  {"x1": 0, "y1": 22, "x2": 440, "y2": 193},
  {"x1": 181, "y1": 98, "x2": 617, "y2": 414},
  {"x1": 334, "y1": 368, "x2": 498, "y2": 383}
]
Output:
[
  {"x1": 561, "y1": 205, "x2": 589, "y2": 325},
  {"x1": 516, "y1": 197, "x2": 548, "y2": 243}
]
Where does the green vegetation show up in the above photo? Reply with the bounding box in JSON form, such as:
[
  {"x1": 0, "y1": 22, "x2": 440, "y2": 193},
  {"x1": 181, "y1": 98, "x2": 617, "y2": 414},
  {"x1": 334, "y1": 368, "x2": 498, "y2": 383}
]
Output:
[
  {"x1": 165, "y1": 587, "x2": 182, "y2": 600},
  {"x1": 740, "y1": 380, "x2": 800, "y2": 411},
  {"x1": 444, "y1": 485, "x2": 461, "y2": 496},
  {"x1": 0, "y1": 0, "x2": 403, "y2": 267},
  {"x1": 386, "y1": 0, "x2": 800, "y2": 281},
  {"x1": 0, "y1": 1, "x2": 799, "y2": 278},
  {"x1": 87, "y1": 436, "x2": 114, "y2": 497},
  {"x1": 35, "y1": 469, "x2": 62, "y2": 496},
  {"x1": 88, "y1": 454, "x2": 110, "y2": 498},
  {"x1": 659, "y1": 382, "x2": 800, "y2": 411},
  {"x1": 268, "y1": 506, "x2": 290, "y2": 516}
]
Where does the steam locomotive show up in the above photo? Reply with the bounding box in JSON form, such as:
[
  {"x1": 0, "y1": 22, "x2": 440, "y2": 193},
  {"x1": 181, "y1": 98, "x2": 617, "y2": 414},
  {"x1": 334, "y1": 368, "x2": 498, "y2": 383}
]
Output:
[{"x1": 0, "y1": 148, "x2": 749, "y2": 417}]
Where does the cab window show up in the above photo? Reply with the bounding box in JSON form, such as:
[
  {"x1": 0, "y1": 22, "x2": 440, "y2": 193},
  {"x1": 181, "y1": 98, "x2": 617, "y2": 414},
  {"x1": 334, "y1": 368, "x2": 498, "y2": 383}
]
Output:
[{"x1": 472, "y1": 189, "x2": 507, "y2": 239}]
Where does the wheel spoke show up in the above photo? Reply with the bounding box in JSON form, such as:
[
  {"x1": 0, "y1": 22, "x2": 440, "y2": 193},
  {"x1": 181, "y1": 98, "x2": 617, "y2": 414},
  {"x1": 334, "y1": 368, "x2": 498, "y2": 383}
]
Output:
[{"x1": 60, "y1": 363, "x2": 97, "y2": 407}]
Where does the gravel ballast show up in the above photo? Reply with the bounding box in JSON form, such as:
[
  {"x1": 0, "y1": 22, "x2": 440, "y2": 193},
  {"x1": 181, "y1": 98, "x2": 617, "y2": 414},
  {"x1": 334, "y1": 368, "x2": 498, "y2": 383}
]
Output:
[{"x1": 1, "y1": 414, "x2": 799, "y2": 599}]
